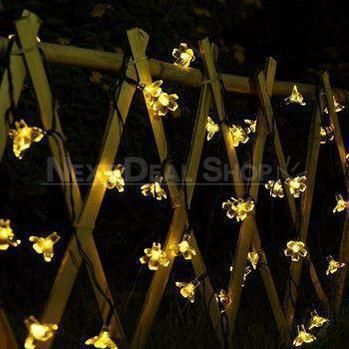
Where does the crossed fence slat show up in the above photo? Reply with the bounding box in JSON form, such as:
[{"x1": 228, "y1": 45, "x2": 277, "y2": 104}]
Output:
[
  {"x1": 0, "y1": 11, "x2": 128, "y2": 347},
  {"x1": 127, "y1": 29, "x2": 227, "y2": 349},
  {"x1": 321, "y1": 73, "x2": 349, "y2": 312},
  {"x1": 1, "y1": 11, "x2": 349, "y2": 349}
]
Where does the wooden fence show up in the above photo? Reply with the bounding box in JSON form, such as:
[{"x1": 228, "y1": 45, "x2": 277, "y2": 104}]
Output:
[{"x1": 0, "y1": 10, "x2": 349, "y2": 349}]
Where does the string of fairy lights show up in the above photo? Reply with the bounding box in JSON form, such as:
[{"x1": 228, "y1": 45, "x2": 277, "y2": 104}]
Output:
[{"x1": 0, "y1": 39, "x2": 347, "y2": 348}]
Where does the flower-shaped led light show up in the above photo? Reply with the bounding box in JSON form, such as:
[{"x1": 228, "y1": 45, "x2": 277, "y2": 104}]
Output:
[
  {"x1": 29, "y1": 232, "x2": 61, "y2": 262},
  {"x1": 244, "y1": 119, "x2": 257, "y2": 134},
  {"x1": 284, "y1": 240, "x2": 308, "y2": 262},
  {"x1": 247, "y1": 251, "x2": 260, "y2": 270},
  {"x1": 293, "y1": 324, "x2": 316, "y2": 347},
  {"x1": 0, "y1": 219, "x2": 21, "y2": 251},
  {"x1": 229, "y1": 124, "x2": 249, "y2": 147},
  {"x1": 24, "y1": 316, "x2": 58, "y2": 349},
  {"x1": 170, "y1": 234, "x2": 196, "y2": 260},
  {"x1": 85, "y1": 327, "x2": 117, "y2": 349},
  {"x1": 222, "y1": 197, "x2": 255, "y2": 222},
  {"x1": 333, "y1": 194, "x2": 349, "y2": 213},
  {"x1": 141, "y1": 176, "x2": 167, "y2": 200},
  {"x1": 8, "y1": 119, "x2": 44, "y2": 159},
  {"x1": 140, "y1": 242, "x2": 169, "y2": 270},
  {"x1": 320, "y1": 126, "x2": 334, "y2": 144},
  {"x1": 103, "y1": 165, "x2": 125, "y2": 192},
  {"x1": 326, "y1": 255, "x2": 345, "y2": 276},
  {"x1": 215, "y1": 289, "x2": 231, "y2": 313},
  {"x1": 176, "y1": 280, "x2": 199, "y2": 303},
  {"x1": 152, "y1": 92, "x2": 179, "y2": 118},
  {"x1": 285, "y1": 176, "x2": 307, "y2": 198},
  {"x1": 324, "y1": 96, "x2": 345, "y2": 114},
  {"x1": 308, "y1": 310, "x2": 329, "y2": 330},
  {"x1": 172, "y1": 43, "x2": 195, "y2": 67},
  {"x1": 206, "y1": 116, "x2": 220, "y2": 141},
  {"x1": 144, "y1": 80, "x2": 163, "y2": 106},
  {"x1": 242, "y1": 266, "x2": 252, "y2": 287},
  {"x1": 284, "y1": 85, "x2": 306, "y2": 106},
  {"x1": 265, "y1": 179, "x2": 284, "y2": 198}
]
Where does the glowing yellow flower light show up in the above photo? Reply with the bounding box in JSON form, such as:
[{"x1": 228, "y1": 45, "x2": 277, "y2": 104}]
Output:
[
  {"x1": 326, "y1": 255, "x2": 345, "y2": 276},
  {"x1": 144, "y1": 80, "x2": 163, "y2": 106},
  {"x1": 222, "y1": 197, "x2": 255, "y2": 222},
  {"x1": 308, "y1": 310, "x2": 329, "y2": 330},
  {"x1": 172, "y1": 43, "x2": 195, "y2": 67},
  {"x1": 333, "y1": 194, "x2": 349, "y2": 213},
  {"x1": 215, "y1": 289, "x2": 231, "y2": 313},
  {"x1": 229, "y1": 124, "x2": 249, "y2": 147},
  {"x1": 320, "y1": 126, "x2": 334, "y2": 144},
  {"x1": 247, "y1": 251, "x2": 260, "y2": 270},
  {"x1": 206, "y1": 116, "x2": 220, "y2": 141},
  {"x1": 103, "y1": 165, "x2": 125, "y2": 192},
  {"x1": 265, "y1": 179, "x2": 284, "y2": 198},
  {"x1": 284, "y1": 85, "x2": 306, "y2": 106},
  {"x1": 140, "y1": 242, "x2": 169, "y2": 270},
  {"x1": 29, "y1": 232, "x2": 61, "y2": 262},
  {"x1": 285, "y1": 176, "x2": 307, "y2": 198},
  {"x1": 0, "y1": 219, "x2": 21, "y2": 251},
  {"x1": 24, "y1": 316, "x2": 58, "y2": 349},
  {"x1": 284, "y1": 240, "x2": 308, "y2": 262},
  {"x1": 242, "y1": 266, "x2": 252, "y2": 287},
  {"x1": 85, "y1": 327, "x2": 117, "y2": 349},
  {"x1": 170, "y1": 234, "x2": 196, "y2": 260},
  {"x1": 244, "y1": 119, "x2": 257, "y2": 134},
  {"x1": 152, "y1": 92, "x2": 179, "y2": 118},
  {"x1": 324, "y1": 96, "x2": 345, "y2": 114},
  {"x1": 141, "y1": 176, "x2": 167, "y2": 200},
  {"x1": 176, "y1": 280, "x2": 199, "y2": 303},
  {"x1": 8, "y1": 120, "x2": 44, "y2": 159},
  {"x1": 293, "y1": 324, "x2": 316, "y2": 347}
]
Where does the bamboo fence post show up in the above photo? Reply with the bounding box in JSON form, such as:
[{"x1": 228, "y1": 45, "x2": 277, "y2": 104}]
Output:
[
  {"x1": 0, "y1": 309, "x2": 18, "y2": 349},
  {"x1": 13, "y1": 12, "x2": 132, "y2": 347},
  {"x1": 321, "y1": 72, "x2": 349, "y2": 312},
  {"x1": 128, "y1": 29, "x2": 227, "y2": 349}
]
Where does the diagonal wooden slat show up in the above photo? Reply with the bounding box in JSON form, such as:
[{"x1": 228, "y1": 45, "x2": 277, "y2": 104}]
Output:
[
  {"x1": 0, "y1": 309, "x2": 18, "y2": 349},
  {"x1": 256, "y1": 71, "x2": 328, "y2": 329},
  {"x1": 283, "y1": 102, "x2": 326, "y2": 328},
  {"x1": 226, "y1": 58, "x2": 289, "y2": 342},
  {"x1": 199, "y1": 39, "x2": 289, "y2": 342},
  {"x1": 320, "y1": 72, "x2": 349, "y2": 312},
  {"x1": 13, "y1": 12, "x2": 130, "y2": 347},
  {"x1": 128, "y1": 29, "x2": 227, "y2": 349}
]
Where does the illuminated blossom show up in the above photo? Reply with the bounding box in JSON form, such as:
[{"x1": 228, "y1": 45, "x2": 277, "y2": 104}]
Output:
[
  {"x1": 141, "y1": 176, "x2": 167, "y2": 200},
  {"x1": 29, "y1": 232, "x2": 61, "y2": 262},
  {"x1": 308, "y1": 310, "x2": 329, "y2": 330},
  {"x1": 284, "y1": 240, "x2": 307, "y2": 262},
  {"x1": 293, "y1": 324, "x2": 316, "y2": 347},
  {"x1": 229, "y1": 124, "x2": 249, "y2": 147},
  {"x1": 215, "y1": 289, "x2": 231, "y2": 313},
  {"x1": 172, "y1": 43, "x2": 195, "y2": 67},
  {"x1": 85, "y1": 327, "x2": 117, "y2": 349},
  {"x1": 206, "y1": 116, "x2": 220, "y2": 141},
  {"x1": 284, "y1": 85, "x2": 306, "y2": 106},
  {"x1": 170, "y1": 234, "x2": 196, "y2": 260},
  {"x1": 222, "y1": 197, "x2": 255, "y2": 222},
  {"x1": 285, "y1": 176, "x2": 307, "y2": 198},
  {"x1": 24, "y1": 316, "x2": 58, "y2": 349},
  {"x1": 8, "y1": 120, "x2": 44, "y2": 159},
  {"x1": 247, "y1": 251, "x2": 260, "y2": 270},
  {"x1": 140, "y1": 242, "x2": 169, "y2": 270},
  {"x1": 176, "y1": 281, "x2": 199, "y2": 303},
  {"x1": 324, "y1": 96, "x2": 344, "y2": 114},
  {"x1": 326, "y1": 255, "x2": 345, "y2": 276},
  {"x1": 320, "y1": 126, "x2": 334, "y2": 144},
  {"x1": 265, "y1": 179, "x2": 284, "y2": 198},
  {"x1": 0, "y1": 219, "x2": 21, "y2": 251},
  {"x1": 244, "y1": 119, "x2": 257, "y2": 134},
  {"x1": 103, "y1": 165, "x2": 125, "y2": 192},
  {"x1": 333, "y1": 194, "x2": 349, "y2": 213}
]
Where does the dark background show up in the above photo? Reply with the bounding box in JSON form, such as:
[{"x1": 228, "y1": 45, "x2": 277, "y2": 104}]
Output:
[{"x1": 1, "y1": 0, "x2": 349, "y2": 348}]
